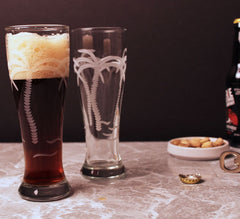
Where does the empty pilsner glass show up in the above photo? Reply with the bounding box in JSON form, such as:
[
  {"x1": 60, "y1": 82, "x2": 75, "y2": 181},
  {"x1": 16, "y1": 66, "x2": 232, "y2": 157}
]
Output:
[{"x1": 72, "y1": 27, "x2": 127, "y2": 178}]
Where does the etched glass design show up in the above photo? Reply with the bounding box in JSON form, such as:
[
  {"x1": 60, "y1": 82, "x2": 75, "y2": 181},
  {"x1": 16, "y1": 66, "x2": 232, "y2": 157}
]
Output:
[{"x1": 73, "y1": 49, "x2": 127, "y2": 139}]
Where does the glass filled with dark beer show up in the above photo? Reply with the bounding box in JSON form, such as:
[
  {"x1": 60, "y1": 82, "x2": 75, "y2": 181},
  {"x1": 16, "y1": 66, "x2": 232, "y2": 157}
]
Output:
[
  {"x1": 5, "y1": 24, "x2": 71, "y2": 201},
  {"x1": 72, "y1": 27, "x2": 127, "y2": 178}
]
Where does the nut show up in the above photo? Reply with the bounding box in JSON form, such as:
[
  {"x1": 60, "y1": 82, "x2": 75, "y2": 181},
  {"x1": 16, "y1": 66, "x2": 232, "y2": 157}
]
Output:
[
  {"x1": 171, "y1": 139, "x2": 180, "y2": 145},
  {"x1": 213, "y1": 138, "x2": 224, "y2": 147},
  {"x1": 201, "y1": 141, "x2": 213, "y2": 148},
  {"x1": 189, "y1": 138, "x2": 201, "y2": 147},
  {"x1": 179, "y1": 139, "x2": 190, "y2": 147},
  {"x1": 200, "y1": 137, "x2": 210, "y2": 144}
]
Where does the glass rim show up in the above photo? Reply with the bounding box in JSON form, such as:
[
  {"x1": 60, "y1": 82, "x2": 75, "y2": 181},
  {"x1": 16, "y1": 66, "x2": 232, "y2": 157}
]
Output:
[
  {"x1": 71, "y1": 27, "x2": 127, "y2": 34},
  {"x1": 5, "y1": 24, "x2": 69, "y2": 33}
]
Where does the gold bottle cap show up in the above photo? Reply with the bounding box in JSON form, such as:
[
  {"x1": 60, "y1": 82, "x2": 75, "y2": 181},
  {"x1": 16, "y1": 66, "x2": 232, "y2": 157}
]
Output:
[
  {"x1": 233, "y1": 18, "x2": 240, "y2": 24},
  {"x1": 179, "y1": 173, "x2": 201, "y2": 184}
]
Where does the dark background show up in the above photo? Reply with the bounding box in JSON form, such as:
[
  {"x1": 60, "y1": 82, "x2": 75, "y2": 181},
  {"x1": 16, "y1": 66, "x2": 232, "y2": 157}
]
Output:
[{"x1": 0, "y1": 0, "x2": 239, "y2": 142}]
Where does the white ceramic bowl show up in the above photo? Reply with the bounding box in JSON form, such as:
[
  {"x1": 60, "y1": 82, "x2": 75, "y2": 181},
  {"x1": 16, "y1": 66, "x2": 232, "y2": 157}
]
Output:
[{"x1": 167, "y1": 137, "x2": 229, "y2": 160}]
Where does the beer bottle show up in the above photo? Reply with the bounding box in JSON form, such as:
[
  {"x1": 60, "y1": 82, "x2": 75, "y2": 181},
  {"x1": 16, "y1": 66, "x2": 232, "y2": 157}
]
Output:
[{"x1": 225, "y1": 18, "x2": 240, "y2": 147}]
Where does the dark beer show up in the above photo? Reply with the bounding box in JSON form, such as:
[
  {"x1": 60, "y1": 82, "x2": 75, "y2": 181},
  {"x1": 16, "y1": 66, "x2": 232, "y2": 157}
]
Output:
[{"x1": 12, "y1": 77, "x2": 67, "y2": 185}]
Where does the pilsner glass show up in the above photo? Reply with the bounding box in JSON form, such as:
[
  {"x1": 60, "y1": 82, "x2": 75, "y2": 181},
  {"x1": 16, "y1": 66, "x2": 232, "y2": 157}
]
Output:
[
  {"x1": 72, "y1": 27, "x2": 127, "y2": 178},
  {"x1": 5, "y1": 24, "x2": 71, "y2": 201}
]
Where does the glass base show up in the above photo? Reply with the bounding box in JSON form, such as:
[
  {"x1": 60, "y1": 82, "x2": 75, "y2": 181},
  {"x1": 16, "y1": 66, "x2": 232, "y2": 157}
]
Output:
[
  {"x1": 18, "y1": 178, "x2": 72, "y2": 202},
  {"x1": 81, "y1": 161, "x2": 125, "y2": 178}
]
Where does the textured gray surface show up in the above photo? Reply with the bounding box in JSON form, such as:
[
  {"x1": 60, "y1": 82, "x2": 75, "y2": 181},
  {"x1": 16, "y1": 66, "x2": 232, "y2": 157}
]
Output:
[{"x1": 1, "y1": 142, "x2": 240, "y2": 218}]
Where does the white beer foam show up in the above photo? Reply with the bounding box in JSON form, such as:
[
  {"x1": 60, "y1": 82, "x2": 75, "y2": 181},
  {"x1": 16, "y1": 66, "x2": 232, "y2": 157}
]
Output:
[{"x1": 6, "y1": 32, "x2": 69, "y2": 80}]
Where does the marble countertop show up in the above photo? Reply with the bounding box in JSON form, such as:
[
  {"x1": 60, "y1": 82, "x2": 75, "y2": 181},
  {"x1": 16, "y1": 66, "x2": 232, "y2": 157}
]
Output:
[{"x1": 1, "y1": 142, "x2": 240, "y2": 218}]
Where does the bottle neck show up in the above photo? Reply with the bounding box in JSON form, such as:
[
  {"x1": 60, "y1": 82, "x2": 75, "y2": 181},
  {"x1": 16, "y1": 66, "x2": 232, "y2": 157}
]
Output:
[{"x1": 232, "y1": 24, "x2": 240, "y2": 64}]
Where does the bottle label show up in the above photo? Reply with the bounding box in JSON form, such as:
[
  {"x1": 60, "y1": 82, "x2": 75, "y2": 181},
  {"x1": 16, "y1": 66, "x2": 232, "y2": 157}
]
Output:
[
  {"x1": 235, "y1": 63, "x2": 240, "y2": 79},
  {"x1": 226, "y1": 86, "x2": 240, "y2": 135},
  {"x1": 226, "y1": 108, "x2": 238, "y2": 132},
  {"x1": 226, "y1": 88, "x2": 235, "y2": 107}
]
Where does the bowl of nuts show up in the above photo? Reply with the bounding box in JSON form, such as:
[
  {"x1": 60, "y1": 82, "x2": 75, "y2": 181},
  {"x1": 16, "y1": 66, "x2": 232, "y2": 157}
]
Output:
[{"x1": 167, "y1": 137, "x2": 229, "y2": 160}]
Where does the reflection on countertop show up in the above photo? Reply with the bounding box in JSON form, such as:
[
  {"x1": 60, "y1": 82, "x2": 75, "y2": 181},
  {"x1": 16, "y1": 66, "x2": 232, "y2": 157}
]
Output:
[{"x1": 0, "y1": 142, "x2": 240, "y2": 218}]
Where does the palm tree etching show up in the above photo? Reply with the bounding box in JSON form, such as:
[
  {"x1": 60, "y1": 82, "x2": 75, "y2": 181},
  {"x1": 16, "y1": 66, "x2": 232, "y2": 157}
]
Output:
[
  {"x1": 24, "y1": 79, "x2": 38, "y2": 144},
  {"x1": 8, "y1": 49, "x2": 69, "y2": 91},
  {"x1": 8, "y1": 48, "x2": 69, "y2": 144},
  {"x1": 73, "y1": 49, "x2": 127, "y2": 133}
]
